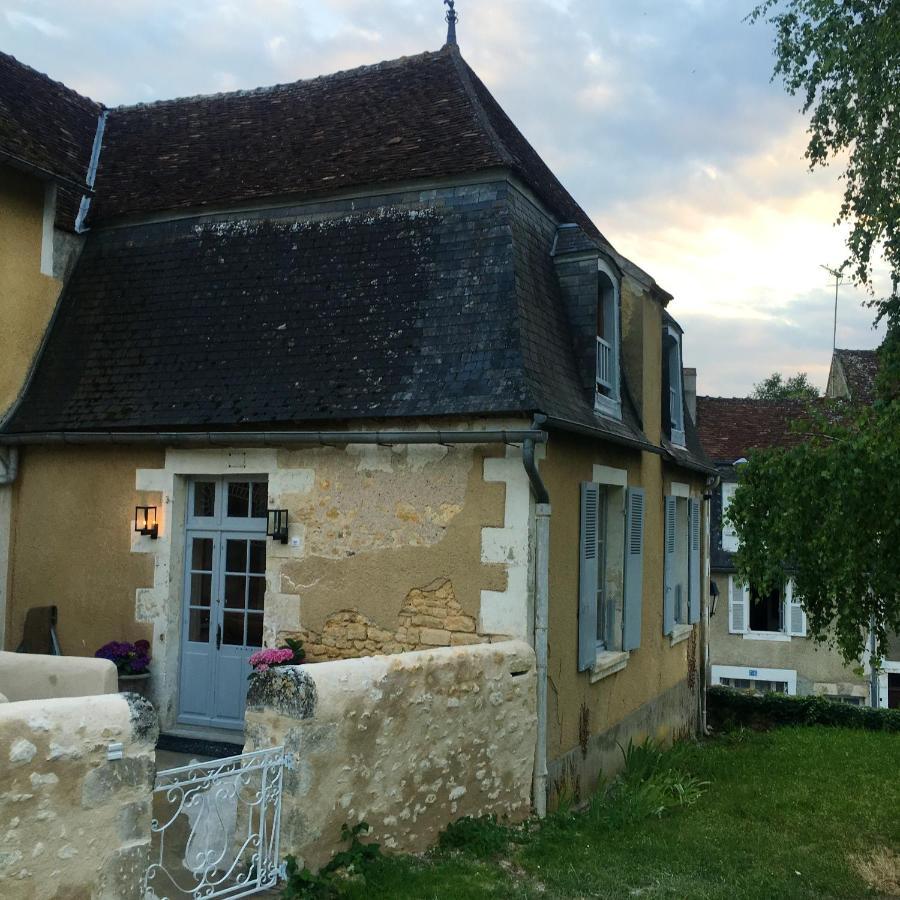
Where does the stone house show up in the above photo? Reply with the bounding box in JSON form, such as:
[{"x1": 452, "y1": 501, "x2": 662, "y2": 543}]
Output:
[
  {"x1": 696, "y1": 390, "x2": 871, "y2": 704},
  {"x1": 0, "y1": 38, "x2": 712, "y2": 811}
]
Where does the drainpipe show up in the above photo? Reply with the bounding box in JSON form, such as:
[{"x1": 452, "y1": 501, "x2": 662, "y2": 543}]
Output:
[
  {"x1": 870, "y1": 619, "x2": 880, "y2": 708},
  {"x1": 523, "y1": 416, "x2": 550, "y2": 818},
  {"x1": 0, "y1": 447, "x2": 18, "y2": 485}
]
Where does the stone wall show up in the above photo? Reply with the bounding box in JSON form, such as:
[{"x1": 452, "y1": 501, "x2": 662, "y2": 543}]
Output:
[
  {"x1": 0, "y1": 692, "x2": 158, "y2": 899},
  {"x1": 0, "y1": 650, "x2": 118, "y2": 701},
  {"x1": 243, "y1": 640, "x2": 536, "y2": 871}
]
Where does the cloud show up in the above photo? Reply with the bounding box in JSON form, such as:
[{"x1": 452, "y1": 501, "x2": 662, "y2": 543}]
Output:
[{"x1": 0, "y1": 0, "x2": 885, "y2": 396}]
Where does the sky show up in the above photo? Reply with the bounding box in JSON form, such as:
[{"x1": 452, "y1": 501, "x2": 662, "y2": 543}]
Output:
[{"x1": 1, "y1": 0, "x2": 889, "y2": 396}]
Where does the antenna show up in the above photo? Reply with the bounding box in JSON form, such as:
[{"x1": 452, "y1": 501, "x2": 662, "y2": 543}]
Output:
[
  {"x1": 820, "y1": 264, "x2": 843, "y2": 351},
  {"x1": 444, "y1": 0, "x2": 458, "y2": 46}
]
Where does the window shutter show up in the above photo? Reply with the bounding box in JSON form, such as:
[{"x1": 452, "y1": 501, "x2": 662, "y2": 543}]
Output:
[
  {"x1": 728, "y1": 578, "x2": 747, "y2": 634},
  {"x1": 663, "y1": 496, "x2": 676, "y2": 635},
  {"x1": 786, "y1": 580, "x2": 807, "y2": 636},
  {"x1": 688, "y1": 497, "x2": 701, "y2": 624},
  {"x1": 622, "y1": 487, "x2": 645, "y2": 651},
  {"x1": 721, "y1": 483, "x2": 739, "y2": 552},
  {"x1": 578, "y1": 482, "x2": 600, "y2": 671}
]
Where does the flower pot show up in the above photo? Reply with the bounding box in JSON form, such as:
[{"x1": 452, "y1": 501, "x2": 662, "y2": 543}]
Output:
[{"x1": 118, "y1": 672, "x2": 151, "y2": 697}]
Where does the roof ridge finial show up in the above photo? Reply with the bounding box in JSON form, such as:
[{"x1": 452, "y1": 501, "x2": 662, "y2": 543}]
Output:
[{"x1": 444, "y1": 0, "x2": 458, "y2": 46}]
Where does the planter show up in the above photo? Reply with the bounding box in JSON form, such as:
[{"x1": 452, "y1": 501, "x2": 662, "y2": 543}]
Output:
[{"x1": 118, "y1": 671, "x2": 151, "y2": 697}]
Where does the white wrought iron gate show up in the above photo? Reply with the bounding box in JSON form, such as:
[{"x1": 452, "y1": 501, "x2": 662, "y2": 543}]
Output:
[{"x1": 144, "y1": 746, "x2": 290, "y2": 899}]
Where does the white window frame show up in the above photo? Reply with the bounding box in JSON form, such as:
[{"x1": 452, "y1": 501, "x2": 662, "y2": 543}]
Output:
[
  {"x1": 721, "y1": 481, "x2": 739, "y2": 552},
  {"x1": 594, "y1": 259, "x2": 622, "y2": 421},
  {"x1": 712, "y1": 664, "x2": 798, "y2": 696},
  {"x1": 663, "y1": 323, "x2": 685, "y2": 447},
  {"x1": 729, "y1": 575, "x2": 805, "y2": 641}
]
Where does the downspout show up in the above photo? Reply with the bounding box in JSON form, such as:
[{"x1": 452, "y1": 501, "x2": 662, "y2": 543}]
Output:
[
  {"x1": 870, "y1": 619, "x2": 880, "y2": 708},
  {"x1": 700, "y1": 472, "x2": 720, "y2": 735},
  {"x1": 523, "y1": 416, "x2": 550, "y2": 818},
  {"x1": 0, "y1": 448, "x2": 18, "y2": 485}
]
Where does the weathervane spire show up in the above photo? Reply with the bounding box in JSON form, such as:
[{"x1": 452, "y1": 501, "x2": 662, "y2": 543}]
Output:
[{"x1": 444, "y1": 0, "x2": 458, "y2": 46}]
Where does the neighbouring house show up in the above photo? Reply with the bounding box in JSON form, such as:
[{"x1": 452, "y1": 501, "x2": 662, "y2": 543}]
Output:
[
  {"x1": 0, "y1": 33, "x2": 713, "y2": 820},
  {"x1": 697, "y1": 387, "x2": 871, "y2": 704}
]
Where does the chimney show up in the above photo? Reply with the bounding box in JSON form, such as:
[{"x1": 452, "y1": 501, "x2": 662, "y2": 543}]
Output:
[{"x1": 683, "y1": 367, "x2": 697, "y2": 422}]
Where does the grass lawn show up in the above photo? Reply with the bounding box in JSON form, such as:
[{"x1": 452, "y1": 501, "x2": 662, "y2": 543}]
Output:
[{"x1": 301, "y1": 727, "x2": 900, "y2": 900}]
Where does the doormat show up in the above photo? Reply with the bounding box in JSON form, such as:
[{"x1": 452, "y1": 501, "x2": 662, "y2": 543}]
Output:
[{"x1": 156, "y1": 732, "x2": 244, "y2": 759}]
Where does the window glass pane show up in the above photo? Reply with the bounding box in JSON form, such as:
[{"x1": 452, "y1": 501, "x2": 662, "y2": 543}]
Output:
[
  {"x1": 251, "y1": 482, "x2": 267, "y2": 519},
  {"x1": 224, "y1": 575, "x2": 246, "y2": 609},
  {"x1": 227, "y1": 482, "x2": 250, "y2": 518},
  {"x1": 193, "y1": 482, "x2": 216, "y2": 518},
  {"x1": 246, "y1": 614, "x2": 263, "y2": 648},
  {"x1": 225, "y1": 539, "x2": 247, "y2": 573},
  {"x1": 248, "y1": 577, "x2": 266, "y2": 610},
  {"x1": 191, "y1": 538, "x2": 213, "y2": 571},
  {"x1": 222, "y1": 612, "x2": 245, "y2": 646},
  {"x1": 189, "y1": 609, "x2": 210, "y2": 642},
  {"x1": 190, "y1": 573, "x2": 212, "y2": 607},
  {"x1": 249, "y1": 540, "x2": 266, "y2": 574}
]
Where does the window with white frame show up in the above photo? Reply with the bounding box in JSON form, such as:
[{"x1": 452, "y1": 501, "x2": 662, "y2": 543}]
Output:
[
  {"x1": 712, "y1": 664, "x2": 797, "y2": 695},
  {"x1": 663, "y1": 488, "x2": 701, "y2": 635},
  {"x1": 662, "y1": 324, "x2": 685, "y2": 447},
  {"x1": 721, "y1": 481, "x2": 739, "y2": 552},
  {"x1": 595, "y1": 261, "x2": 622, "y2": 420},
  {"x1": 728, "y1": 576, "x2": 807, "y2": 639},
  {"x1": 578, "y1": 474, "x2": 645, "y2": 671}
]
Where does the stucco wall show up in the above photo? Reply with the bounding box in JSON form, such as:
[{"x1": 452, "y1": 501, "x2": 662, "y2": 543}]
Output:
[
  {"x1": 540, "y1": 429, "x2": 705, "y2": 801},
  {"x1": 0, "y1": 167, "x2": 63, "y2": 417},
  {"x1": 244, "y1": 641, "x2": 536, "y2": 871},
  {"x1": 4, "y1": 445, "x2": 162, "y2": 655},
  {"x1": 709, "y1": 573, "x2": 868, "y2": 697},
  {"x1": 0, "y1": 650, "x2": 118, "y2": 701},
  {"x1": 0, "y1": 692, "x2": 157, "y2": 899}
]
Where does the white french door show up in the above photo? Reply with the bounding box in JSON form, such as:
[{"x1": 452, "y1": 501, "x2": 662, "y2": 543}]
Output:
[{"x1": 178, "y1": 478, "x2": 268, "y2": 729}]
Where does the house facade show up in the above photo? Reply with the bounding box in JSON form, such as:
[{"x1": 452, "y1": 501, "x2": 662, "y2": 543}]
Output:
[
  {"x1": 0, "y1": 42, "x2": 712, "y2": 807},
  {"x1": 697, "y1": 394, "x2": 870, "y2": 704}
]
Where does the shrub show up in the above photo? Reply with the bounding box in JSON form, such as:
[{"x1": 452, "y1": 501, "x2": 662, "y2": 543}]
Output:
[{"x1": 707, "y1": 686, "x2": 900, "y2": 733}]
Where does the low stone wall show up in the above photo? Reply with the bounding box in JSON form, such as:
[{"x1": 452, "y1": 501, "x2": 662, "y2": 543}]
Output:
[
  {"x1": 0, "y1": 692, "x2": 158, "y2": 899},
  {"x1": 244, "y1": 640, "x2": 536, "y2": 871},
  {"x1": 0, "y1": 650, "x2": 118, "y2": 701}
]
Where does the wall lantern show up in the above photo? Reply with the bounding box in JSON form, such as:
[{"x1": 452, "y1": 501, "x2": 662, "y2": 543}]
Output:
[
  {"x1": 135, "y1": 505, "x2": 158, "y2": 540},
  {"x1": 267, "y1": 509, "x2": 289, "y2": 544}
]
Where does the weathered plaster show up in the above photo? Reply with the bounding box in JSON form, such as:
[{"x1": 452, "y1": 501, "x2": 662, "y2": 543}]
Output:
[
  {"x1": 0, "y1": 651, "x2": 117, "y2": 701},
  {"x1": 244, "y1": 641, "x2": 536, "y2": 871},
  {"x1": 0, "y1": 692, "x2": 157, "y2": 899},
  {"x1": 0, "y1": 484, "x2": 10, "y2": 650}
]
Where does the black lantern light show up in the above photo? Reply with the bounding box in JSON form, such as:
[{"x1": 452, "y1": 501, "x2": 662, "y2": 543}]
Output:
[
  {"x1": 267, "y1": 509, "x2": 289, "y2": 544},
  {"x1": 135, "y1": 505, "x2": 158, "y2": 540}
]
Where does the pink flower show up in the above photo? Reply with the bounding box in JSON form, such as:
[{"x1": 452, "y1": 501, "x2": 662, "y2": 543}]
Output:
[{"x1": 249, "y1": 647, "x2": 295, "y2": 672}]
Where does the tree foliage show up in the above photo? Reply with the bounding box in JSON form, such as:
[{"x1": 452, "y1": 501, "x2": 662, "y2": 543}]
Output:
[
  {"x1": 730, "y1": 2, "x2": 900, "y2": 662},
  {"x1": 751, "y1": 371, "x2": 820, "y2": 400}
]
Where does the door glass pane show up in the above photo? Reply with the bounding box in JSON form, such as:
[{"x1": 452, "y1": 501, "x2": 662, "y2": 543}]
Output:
[
  {"x1": 248, "y1": 576, "x2": 266, "y2": 610},
  {"x1": 246, "y1": 614, "x2": 263, "y2": 647},
  {"x1": 227, "y1": 482, "x2": 250, "y2": 518},
  {"x1": 248, "y1": 540, "x2": 266, "y2": 574},
  {"x1": 222, "y1": 612, "x2": 245, "y2": 646},
  {"x1": 225, "y1": 539, "x2": 247, "y2": 573},
  {"x1": 224, "y1": 575, "x2": 246, "y2": 609},
  {"x1": 193, "y1": 482, "x2": 216, "y2": 518},
  {"x1": 190, "y1": 573, "x2": 212, "y2": 607},
  {"x1": 189, "y1": 609, "x2": 210, "y2": 642},
  {"x1": 251, "y1": 482, "x2": 267, "y2": 519},
  {"x1": 191, "y1": 537, "x2": 213, "y2": 571}
]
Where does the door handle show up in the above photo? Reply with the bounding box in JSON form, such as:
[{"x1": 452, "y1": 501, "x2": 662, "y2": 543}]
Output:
[{"x1": 216, "y1": 624, "x2": 222, "y2": 650}]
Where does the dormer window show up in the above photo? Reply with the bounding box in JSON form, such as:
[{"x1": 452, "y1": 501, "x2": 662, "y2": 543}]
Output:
[
  {"x1": 595, "y1": 261, "x2": 621, "y2": 420},
  {"x1": 663, "y1": 323, "x2": 685, "y2": 446}
]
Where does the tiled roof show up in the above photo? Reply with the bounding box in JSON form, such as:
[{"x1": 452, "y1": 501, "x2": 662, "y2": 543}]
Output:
[
  {"x1": 90, "y1": 45, "x2": 608, "y2": 250},
  {"x1": 0, "y1": 51, "x2": 100, "y2": 229},
  {"x1": 1, "y1": 184, "x2": 647, "y2": 444},
  {"x1": 833, "y1": 348, "x2": 879, "y2": 402},
  {"x1": 695, "y1": 396, "x2": 818, "y2": 463}
]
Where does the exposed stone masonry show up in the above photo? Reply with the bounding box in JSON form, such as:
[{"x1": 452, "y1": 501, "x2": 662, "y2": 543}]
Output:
[{"x1": 286, "y1": 577, "x2": 488, "y2": 662}]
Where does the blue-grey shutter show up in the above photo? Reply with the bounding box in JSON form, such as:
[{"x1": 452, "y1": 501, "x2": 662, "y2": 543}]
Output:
[
  {"x1": 663, "y1": 496, "x2": 676, "y2": 635},
  {"x1": 689, "y1": 497, "x2": 701, "y2": 624},
  {"x1": 579, "y1": 482, "x2": 599, "y2": 671},
  {"x1": 622, "y1": 487, "x2": 645, "y2": 651}
]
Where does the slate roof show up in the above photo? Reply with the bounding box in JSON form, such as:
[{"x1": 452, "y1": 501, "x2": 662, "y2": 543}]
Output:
[
  {"x1": 0, "y1": 51, "x2": 100, "y2": 229},
  {"x1": 695, "y1": 396, "x2": 818, "y2": 463},
  {"x1": 832, "y1": 348, "x2": 880, "y2": 402},
  {"x1": 90, "y1": 46, "x2": 607, "y2": 249}
]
